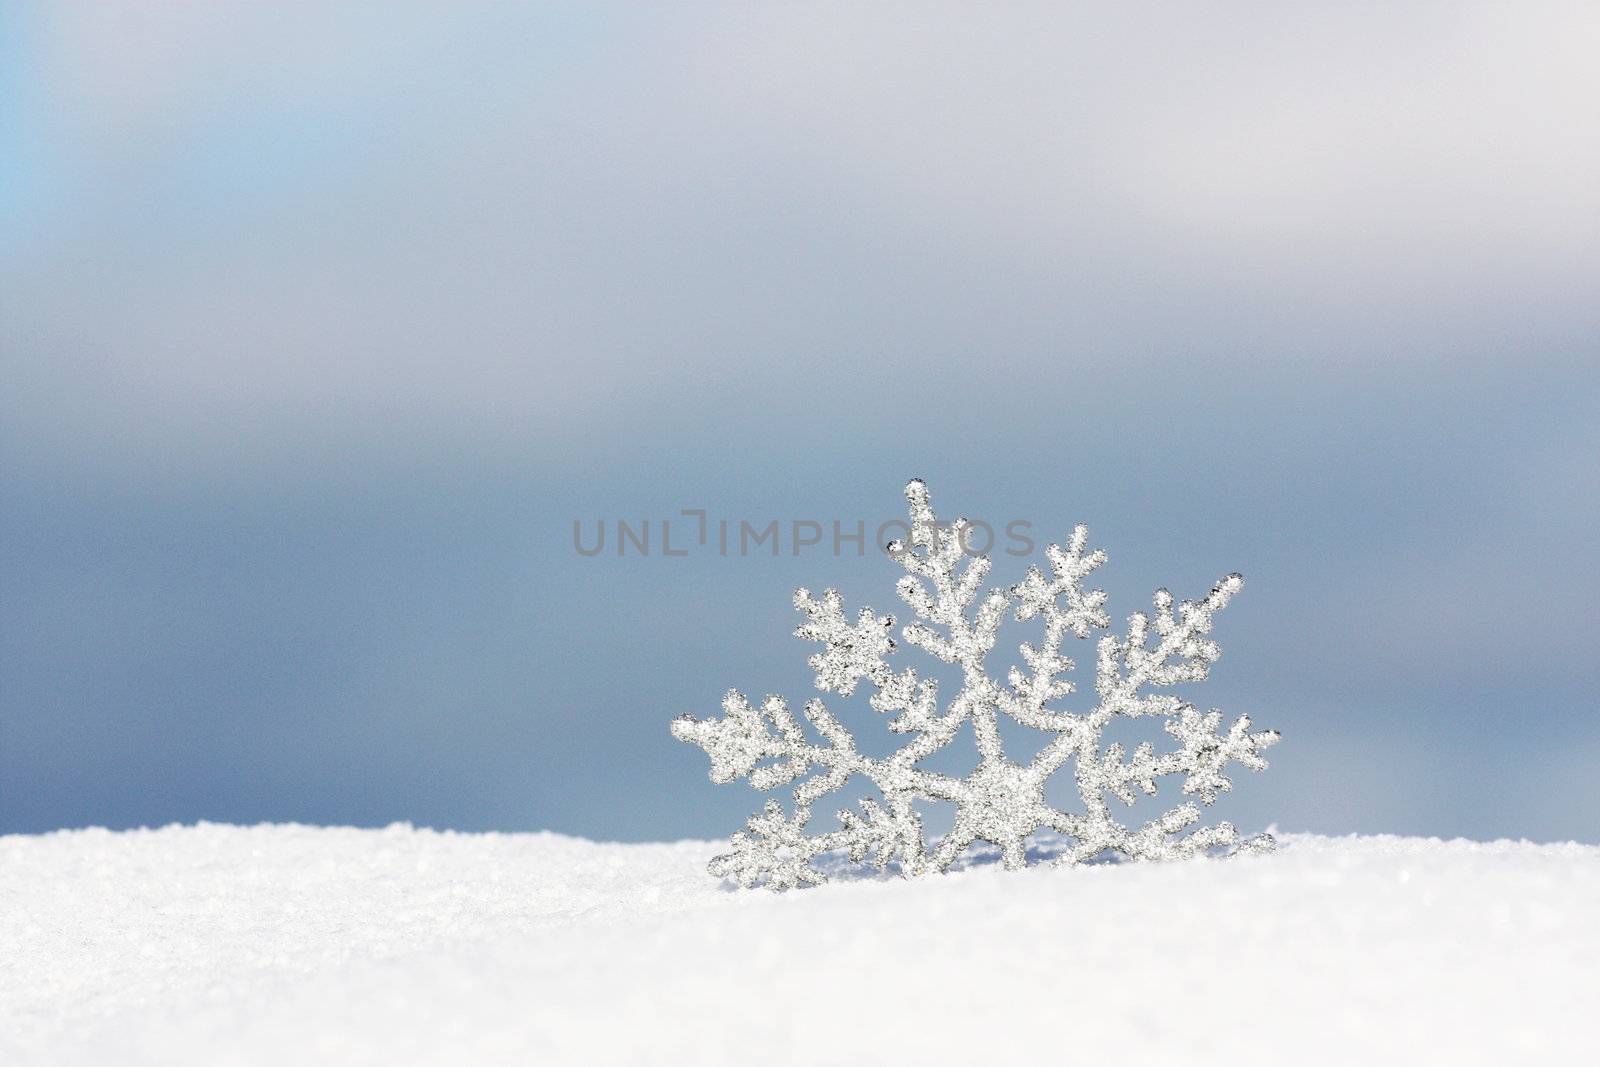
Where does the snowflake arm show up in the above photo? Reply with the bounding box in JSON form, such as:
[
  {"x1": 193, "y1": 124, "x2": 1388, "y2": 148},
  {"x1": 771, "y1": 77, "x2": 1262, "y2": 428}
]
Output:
[
  {"x1": 824, "y1": 796, "x2": 923, "y2": 872},
  {"x1": 1164, "y1": 708, "x2": 1281, "y2": 805},
  {"x1": 793, "y1": 588, "x2": 895, "y2": 695},
  {"x1": 1095, "y1": 578, "x2": 1241, "y2": 720},
  {"x1": 998, "y1": 522, "x2": 1110, "y2": 731},
  {"x1": 888, "y1": 480, "x2": 1011, "y2": 764},
  {"x1": 708, "y1": 800, "x2": 827, "y2": 891},
  {"x1": 672, "y1": 692, "x2": 860, "y2": 792},
  {"x1": 1029, "y1": 575, "x2": 1280, "y2": 861}
]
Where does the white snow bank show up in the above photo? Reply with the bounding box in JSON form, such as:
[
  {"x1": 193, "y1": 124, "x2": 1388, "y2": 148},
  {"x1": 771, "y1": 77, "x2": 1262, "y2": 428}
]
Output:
[{"x1": 2, "y1": 824, "x2": 1595, "y2": 1064}]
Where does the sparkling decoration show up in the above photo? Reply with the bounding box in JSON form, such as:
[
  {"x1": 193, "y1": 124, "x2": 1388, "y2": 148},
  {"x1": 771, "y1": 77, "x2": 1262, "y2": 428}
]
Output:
[{"x1": 672, "y1": 480, "x2": 1279, "y2": 889}]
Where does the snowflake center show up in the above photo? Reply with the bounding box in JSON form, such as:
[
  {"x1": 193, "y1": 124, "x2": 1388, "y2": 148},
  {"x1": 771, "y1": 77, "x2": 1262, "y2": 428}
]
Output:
[{"x1": 963, "y1": 762, "x2": 1039, "y2": 843}]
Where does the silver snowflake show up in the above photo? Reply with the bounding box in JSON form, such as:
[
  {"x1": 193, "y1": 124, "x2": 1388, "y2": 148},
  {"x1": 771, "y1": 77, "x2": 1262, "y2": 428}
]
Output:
[{"x1": 672, "y1": 480, "x2": 1279, "y2": 888}]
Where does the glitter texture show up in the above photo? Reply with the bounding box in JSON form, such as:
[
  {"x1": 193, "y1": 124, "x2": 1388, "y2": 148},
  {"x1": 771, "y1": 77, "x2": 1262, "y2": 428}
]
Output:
[{"x1": 672, "y1": 480, "x2": 1279, "y2": 888}]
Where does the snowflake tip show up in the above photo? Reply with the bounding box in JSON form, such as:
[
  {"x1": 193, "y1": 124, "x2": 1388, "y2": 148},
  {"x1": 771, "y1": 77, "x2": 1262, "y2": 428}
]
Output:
[{"x1": 1234, "y1": 833, "x2": 1277, "y2": 856}]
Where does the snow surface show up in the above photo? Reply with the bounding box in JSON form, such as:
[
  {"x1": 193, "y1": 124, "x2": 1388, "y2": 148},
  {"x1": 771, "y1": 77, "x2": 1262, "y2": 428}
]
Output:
[{"x1": 2, "y1": 825, "x2": 1595, "y2": 1065}]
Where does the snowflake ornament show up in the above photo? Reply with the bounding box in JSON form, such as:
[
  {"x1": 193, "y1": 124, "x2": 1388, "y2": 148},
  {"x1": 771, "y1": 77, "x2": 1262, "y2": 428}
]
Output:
[{"x1": 672, "y1": 480, "x2": 1279, "y2": 889}]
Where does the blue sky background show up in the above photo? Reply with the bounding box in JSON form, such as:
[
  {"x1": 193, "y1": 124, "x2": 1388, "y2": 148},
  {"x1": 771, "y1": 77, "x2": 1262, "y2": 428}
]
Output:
[{"x1": 3, "y1": 2, "x2": 1597, "y2": 843}]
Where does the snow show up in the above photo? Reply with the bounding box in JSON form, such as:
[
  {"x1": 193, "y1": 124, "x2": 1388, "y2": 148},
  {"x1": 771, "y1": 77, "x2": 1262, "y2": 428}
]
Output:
[{"x1": 2, "y1": 825, "x2": 1595, "y2": 1065}]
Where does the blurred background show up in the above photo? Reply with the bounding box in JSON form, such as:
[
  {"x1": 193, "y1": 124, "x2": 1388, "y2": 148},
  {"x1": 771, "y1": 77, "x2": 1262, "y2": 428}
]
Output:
[{"x1": 3, "y1": 2, "x2": 1596, "y2": 843}]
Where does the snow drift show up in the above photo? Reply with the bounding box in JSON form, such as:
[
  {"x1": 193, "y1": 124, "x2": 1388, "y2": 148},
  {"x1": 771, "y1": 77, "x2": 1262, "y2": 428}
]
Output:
[{"x1": 2, "y1": 825, "x2": 1595, "y2": 1064}]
